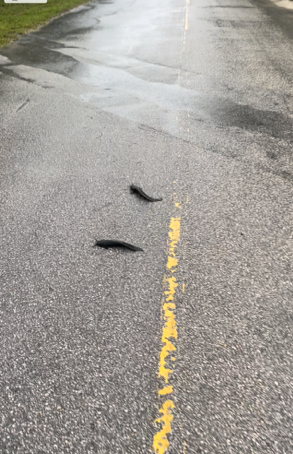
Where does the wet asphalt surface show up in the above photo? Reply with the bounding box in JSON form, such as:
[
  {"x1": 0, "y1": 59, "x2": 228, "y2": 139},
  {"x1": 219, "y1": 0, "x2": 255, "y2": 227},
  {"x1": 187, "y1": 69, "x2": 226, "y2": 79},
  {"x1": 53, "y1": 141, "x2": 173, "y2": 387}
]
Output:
[{"x1": 1, "y1": 0, "x2": 293, "y2": 452}]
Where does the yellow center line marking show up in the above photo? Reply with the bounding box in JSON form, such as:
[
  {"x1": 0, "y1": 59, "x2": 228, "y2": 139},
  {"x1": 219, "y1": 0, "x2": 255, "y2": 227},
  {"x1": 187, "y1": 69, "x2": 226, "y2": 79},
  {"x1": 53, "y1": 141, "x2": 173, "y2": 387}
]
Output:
[
  {"x1": 153, "y1": 208, "x2": 181, "y2": 454},
  {"x1": 184, "y1": 0, "x2": 189, "y2": 31},
  {"x1": 183, "y1": 440, "x2": 187, "y2": 453},
  {"x1": 167, "y1": 257, "x2": 178, "y2": 269},
  {"x1": 158, "y1": 386, "x2": 173, "y2": 396},
  {"x1": 153, "y1": 400, "x2": 175, "y2": 453}
]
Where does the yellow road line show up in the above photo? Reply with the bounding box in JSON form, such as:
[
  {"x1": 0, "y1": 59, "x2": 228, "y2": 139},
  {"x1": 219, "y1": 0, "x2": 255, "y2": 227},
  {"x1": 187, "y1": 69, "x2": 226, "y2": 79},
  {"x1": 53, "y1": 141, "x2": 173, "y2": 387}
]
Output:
[
  {"x1": 184, "y1": 0, "x2": 189, "y2": 31},
  {"x1": 183, "y1": 440, "x2": 187, "y2": 453},
  {"x1": 153, "y1": 400, "x2": 175, "y2": 454},
  {"x1": 158, "y1": 386, "x2": 173, "y2": 396},
  {"x1": 182, "y1": 0, "x2": 189, "y2": 52},
  {"x1": 153, "y1": 210, "x2": 181, "y2": 454}
]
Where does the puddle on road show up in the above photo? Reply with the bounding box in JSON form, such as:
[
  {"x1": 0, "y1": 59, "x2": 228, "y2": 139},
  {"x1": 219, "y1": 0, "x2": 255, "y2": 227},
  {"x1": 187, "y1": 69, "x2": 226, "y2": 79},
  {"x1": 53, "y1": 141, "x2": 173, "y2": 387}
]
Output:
[
  {"x1": 0, "y1": 41, "x2": 79, "y2": 78},
  {"x1": 0, "y1": 0, "x2": 108, "y2": 75},
  {"x1": 1, "y1": 0, "x2": 292, "y2": 147},
  {"x1": 28, "y1": 0, "x2": 109, "y2": 41}
]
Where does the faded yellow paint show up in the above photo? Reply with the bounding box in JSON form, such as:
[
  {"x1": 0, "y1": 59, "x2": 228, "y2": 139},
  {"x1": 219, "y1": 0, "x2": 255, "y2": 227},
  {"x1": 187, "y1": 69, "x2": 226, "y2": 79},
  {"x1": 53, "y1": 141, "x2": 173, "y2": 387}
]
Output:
[
  {"x1": 184, "y1": 0, "x2": 189, "y2": 31},
  {"x1": 182, "y1": 283, "x2": 185, "y2": 293},
  {"x1": 158, "y1": 386, "x2": 173, "y2": 396},
  {"x1": 153, "y1": 400, "x2": 175, "y2": 454},
  {"x1": 183, "y1": 0, "x2": 189, "y2": 51},
  {"x1": 153, "y1": 214, "x2": 181, "y2": 453},
  {"x1": 159, "y1": 339, "x2": 176, "y2": 382},
  {"x1": 164, "y1": 302, "x2": 176, "y2": 310},
  {"x1": 162, "y1": 314, "x2": 177, "y2": 341},
  {"x1": 169, "y1": 240, "x2": 178, "y2": 257},
  {"x1": 183, "y1": 440, "x2": 187, "y2": 453},
  {"x1": 167, "y1": 256, "x2": 178, "y2": 269},
  {"x1": 165, "y1": 276, "x2": 178, "y2": 301},
  {"x1": 169, "y1": 218, "x2": 180, "y2": 240}
]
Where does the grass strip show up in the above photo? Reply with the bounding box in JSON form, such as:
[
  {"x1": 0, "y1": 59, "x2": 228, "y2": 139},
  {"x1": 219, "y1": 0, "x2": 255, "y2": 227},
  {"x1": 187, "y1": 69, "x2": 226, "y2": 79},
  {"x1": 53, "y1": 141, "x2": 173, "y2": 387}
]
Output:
[{"x1": 0, "y1": 0, "x2": 90, "y2": 47}]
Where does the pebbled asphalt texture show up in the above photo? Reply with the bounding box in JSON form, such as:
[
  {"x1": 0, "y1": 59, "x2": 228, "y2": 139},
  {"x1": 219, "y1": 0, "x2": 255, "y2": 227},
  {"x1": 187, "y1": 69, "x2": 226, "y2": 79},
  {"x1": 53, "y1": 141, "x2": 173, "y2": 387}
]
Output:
[{"x1": 0, "y1": 0, "x2": 293, "y2": 453}]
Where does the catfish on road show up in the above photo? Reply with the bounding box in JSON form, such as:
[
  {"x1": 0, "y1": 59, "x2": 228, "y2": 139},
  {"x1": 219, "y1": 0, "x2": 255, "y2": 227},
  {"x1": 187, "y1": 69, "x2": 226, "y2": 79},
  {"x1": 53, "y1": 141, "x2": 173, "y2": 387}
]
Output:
[{"x1": 0, "y1": 0, "x2": 293, "y2": 453}]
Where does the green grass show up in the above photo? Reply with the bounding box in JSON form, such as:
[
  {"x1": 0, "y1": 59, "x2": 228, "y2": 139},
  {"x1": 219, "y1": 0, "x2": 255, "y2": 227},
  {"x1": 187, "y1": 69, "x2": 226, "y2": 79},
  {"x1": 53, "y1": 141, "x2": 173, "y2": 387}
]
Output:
[{"x1": 0, "y1": 0, "x2": 90, "y2": 47}]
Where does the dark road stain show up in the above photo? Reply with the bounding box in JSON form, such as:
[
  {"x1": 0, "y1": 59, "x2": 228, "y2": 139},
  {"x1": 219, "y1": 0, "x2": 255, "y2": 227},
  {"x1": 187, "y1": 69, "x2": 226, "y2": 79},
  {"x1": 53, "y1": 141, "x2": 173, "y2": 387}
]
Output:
[
  {"x1": 212, "y1": 19, "x2": 260, "y2": 29},
  {"x1": 266, "y1": 150, "x2": 277, "y2": 160},
  {"x1": 207, "y1": 143, "x2": 293, "y2": 183},
  {"x1": 0, "y1": 67, "x2": 35, "y2": 85},
  {"x1": 0, "y1": 65, "x2": 55, "y2": 88},
  {"x1": 16, "y1": 98, "x2": 30, "y2": 113},
  {"x1": 280, "y1": 170, "x2": 293, "y2": 181},
  {"x1": 98, "y1": 202, "x2": 112, "y2": 211},
  {"x1": 249, "y1": 0, "x2": 293, "y2": 43},
  {"x1": 213, "y1": 101, "x2": 293, "y2": 142}
]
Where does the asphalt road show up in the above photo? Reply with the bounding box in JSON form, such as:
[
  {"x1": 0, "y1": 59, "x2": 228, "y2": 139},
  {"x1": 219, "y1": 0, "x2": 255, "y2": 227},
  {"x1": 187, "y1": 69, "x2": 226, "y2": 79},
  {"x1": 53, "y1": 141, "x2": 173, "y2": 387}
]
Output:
[{"x1": 1, "y1": 0, "x2": 293, "y2": 453}]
